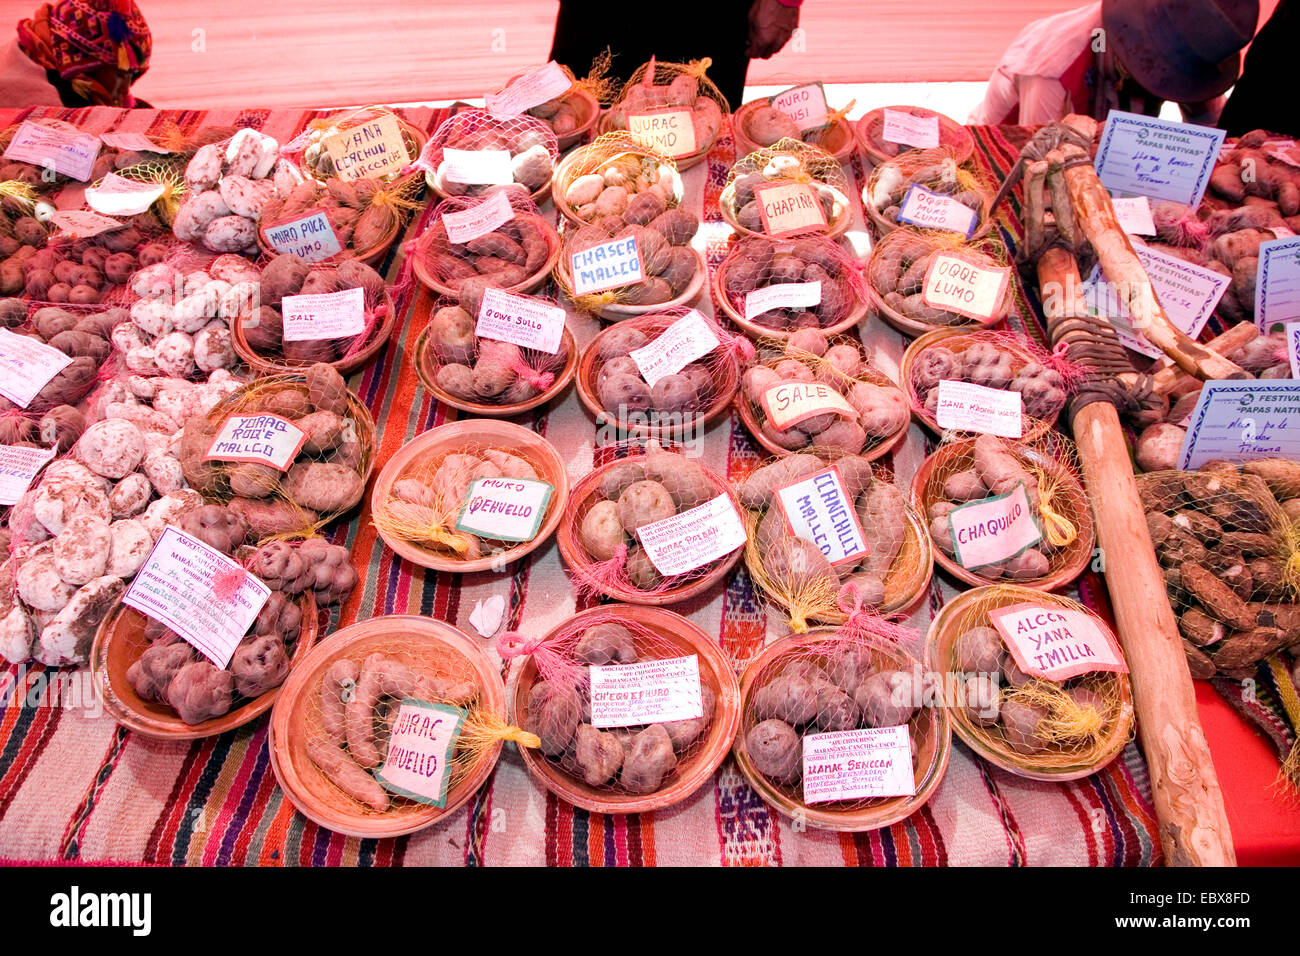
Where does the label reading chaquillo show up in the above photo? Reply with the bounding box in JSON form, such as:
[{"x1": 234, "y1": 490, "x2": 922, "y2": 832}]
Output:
[
  {"x1": 475, "y1": 287, "x2": 566, "y2": 355},
  {"x1": 627, "y1": 109, "x2": 697, "y2": 158},
  {"x1": 636, "y1": 494, "x2": 747, "y2": 576},
  {"x1": 263, "y1": 211, "x2": 343, "y2": 263},
  {"x1": 921, "y1": 253, "x2": 1010, "y2": 323},
  {"x1": 760, "y1": 380, "x2": 857, "y2": 431},
  {"x1": 0, "y1": 329, "x2": 73, "y2": 408},
  {"x1": 744, "y1": 281, "x2": 822, "y2": 321},
  {"x1": 570, "y1": 235, "x2": 643, "y2": 296},
  {"x1": 373, "y1": 699, "x2": 466, "y2": 807},
  {"x1": 773, "y1": 466, "x2": 869, "y2": 566},
  {"x1": 455, "y1": 476, "x2": 554, "y2": 543},
  {"x1": 935, "y1": 380, "x2": 1024, "y2": 438},
  {"x1": 100, "y1": 131, "x2": 172, "y2": 154},
  {"x1": 990, "y1": 602, "x2": 1128, "y2": 681},
  {"x1": 204, "y1": 414, "x2": 308, "y2": 471},
  {"x1": 628, "y1": 310, "x2": 721, "y2": 387},
  {"x1": 85, "y1": 172, "x2": 164, "y2": 216},
  {"x1": 753, "y1": 181, "x2": 827, "y2": 237},
  {"x1": 282, "y1": 287, "x2": 366, "y2": 341},
  {"x1": 802, "y1": 726, "x2": 915, "y2": 804},
  {"x1": 947, "y1": 483, "x2": 1042, "y2": 571},
  {"x1": 589, "y1": 655, "x2": 703, "y2": 728},
  {"x1": 322, "y1": 115, "x2": 410, "y2": 181}
]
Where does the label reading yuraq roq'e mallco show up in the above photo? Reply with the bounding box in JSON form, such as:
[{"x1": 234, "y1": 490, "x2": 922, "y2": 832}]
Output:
[{"x1": 204, "y1": 414, "x2": 308, "y2": 471}]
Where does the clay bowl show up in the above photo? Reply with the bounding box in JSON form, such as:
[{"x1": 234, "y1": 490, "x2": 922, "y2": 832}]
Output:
[
  {"x1": 555, "y1": 245, "x2": 707, "y2": 320},
  {"x1": 254, "y1": 205, "x2": 403, "y2": 268},
  {"x1": 855, "y1": 107, "x2": 974, "y2": 167},
  {"x1": 91, "y1": 592, "x2": 318, "y2": 740},
  {"x1": 719, "y1": 180, "x2": 853, "y2": 242},
  {"x1": 926, "y1": 585, "x2": 1134, "y2": 781},
  {"x1": 596, "y1": 112, "x2": 717, "y2": 171},
  {"x1": 269, "y1": 615, "x2": 506, "y2": 838},
  {"x1": 410, "y1": 212, "x2": 561, "y2": 298},
  {"x1": 574, "y1": 315, "x2": 741, "y2": 441},
  {"x1": 414, "y1": 323, "x2": 578, "y2": 417},
  {"x1": 909, "y1": 438, "x2": 1096, "y2": 592},
  {"x1": 231, "y1": 289, "x2": 397, "y2": 378},
  {"x1": 732, "y1": 99, "x2": 856, "y2": 165},
  {"x1": 899, "y1": 327, "x2": 1060, "y2": 442},
  {"x1": 550, "y1": 144, "x2": 685, "y2": 229},
  {"x1": 712, "y1": 246, "x2": 868, "y2": 343},
  {"x1": 556, "y1": 449, "x2": 743, "y2": 606},
  {"x1": 295, "y1": 112, "x2": 429, "y2": 187},
  {"x1": 371, "y1": 419, "x2": 569, "y2": 574},
  {"x1": 733, "y1": 628, "x2": 951, "y2": 830},
  {"x1": 510, "y1": 604, "x2": 740, "y2": 814}
]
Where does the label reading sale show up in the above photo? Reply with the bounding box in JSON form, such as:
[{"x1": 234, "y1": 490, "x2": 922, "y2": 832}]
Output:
[
  {"x1": 441, "y1": 147, "x2": 514, "y2": 186},
  {"x1": 0, "y1": 444, "x2": 56, "y2": 506},
  {"x1": 455, "y1": 477, "x2": 554, "y2": 543},
  {"x1": 754, "y1": 181, "x2": 827, "y2": 237},
  {"x1": 921, "y1": 253, "x2": 1010, "y2": 323},
  {"x1": 897, "y1": 184, "x2": 978, "y2": 238},
  {"x1": 774, "y1": 466, "x2": 869, "y2": 566},
  {"x1": 47, "y1": 210, "x2": 124, "y2": 239},
  {"x1": 263, "y1": 211, "x2": 343, "y2": 263},
  {"x1": 99, "y1": 130, "x2": 172, "y2": 154},
  {"x1": 373, "y1": 699, "x2": 465, "y2": 807},
  {"x1": 760, "y1": 380, "x2": 857, "y2": 432},
  {"x1": 627, "y1": 109, "x2": 697, "y2": 158},
  {"x1": 881, "y1": 109, "x2": 939, "y2": 149},
  {"x1": 636, "y1": 494, "x2": 747, "y2": 577},
  {"x1": 1095, "y1": 111, "x2": 1224, "y2": 207},
  {"x1": 1176, "y1": 380, "x2": 1300, "y2": 470},
  {"x1": 744, "y1": 281, "x2": 822, "y2": 321},
  {"x1": 947, "y1": 483, "x2": 1041, "y2": 571},
  {"x1": 1253, "y1": 235, "x2": 1300, "y2": 332},
  {"x1": 0, "y1": 329, "x2": 73, "y2": 408},
  {"x1": 770, "y1": 83, "x2": 830, "y2": 133},
  {"x1": 935, "y1": 380, "x2": 1024, "y2": 438},
  {"x1": 570, "y1": 235, "x2": 642, "y2": 296},
  {"x1": 123, "y1": 526, "x2": 271, "y2": 669},
  {"x1": 322, "y1": 115, "x2": 409, "y2": 181},
  {"x1": 1287, "y1": 321, "x2": 1300, "y2": 379},
  {"x1": 2, "y1": 120, "x2": 100, "y2": 180},
  {"x1": 85, "y1": 173, "x2": 165, "y2": 217},
  {"x1": 204, "y1": 414, "x2": 308, "y2": 471},
  {"x1": 629, "y1": 310, "x2": 721, "y2": 387},
  {"x1": 485, "y1": 61, "x2": 573, "y2": 116},
  {"x1": 476, "y1": 287, "x2": 566, "y2": 354},
  {"x1": 990, "y1": 602, "x2": 1128, "y2": 682},
  {"x1": 282, "y1": 286, "x2": 366, "y2": 342},
  {"x1": 441, "y1": 189, "x2": 515, "y2": 244},
  {"x1": 589, "y1": 655, "x2": 703, "y2": 728},
  {"x1": 802, "y1": 726, "x2": 915, "y2": 804},
  {"x1": 1111, "y1": 195, "x2": 1156, "y2": 236}
]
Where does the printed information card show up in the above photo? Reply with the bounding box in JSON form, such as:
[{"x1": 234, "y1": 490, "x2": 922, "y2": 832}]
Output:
[
  {"x1": 374, "y1": 699, "x2": 465, "y2": 807},
  {"x1": 0, "y1": 444, "x2": 56, "y2": 506},
  {"x1": 589, "y1": 655, "x2": 703, "y2": 728},
  {"x1": 636, "y1": 493, "x2": 747, "y2": 576},
  {"x1": 1176, "y1": 380, "x2": 1300, "y2": 470},
  {"x1": 802, "y1": 726, "x2": 916, "y2": 804},
  {"x1": 3, "y1": 120, "x2": 100, "y2": 180},
  {"x1": 1095, "y1": 111, "x2": 1224, "y2": 207},
  {"x1": 1254, "y1": 234, "x2": 1300, "y2": 332}
]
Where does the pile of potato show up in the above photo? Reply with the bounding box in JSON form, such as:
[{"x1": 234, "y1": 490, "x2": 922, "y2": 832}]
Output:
[
  {"x1": 175, "y1": 128, "x2": 285, "y2": 254},
  {"x1": 720, "y1": 237, "x2": 860, "y2": 332},
  {"x1": 867, "y1": 152, "x2": 986, "y2": 230},
  {"x1": 605, "y1": 72, "x2": 724, "y2": 156},
  {"x1": 589, "y1": 318, "x2": 735, "y2": 421},
  {"x1": 0, "y1": 213, "x2": 166, "y2": 303},
  {"x1": 429, "y1": 110, "x2": 557, "y2": 198},
  {"x1": 564, "y1": 204, "x2": 700, "y2": 306},
  {"x1": 740, "y1": 333, "x2": 909, "y2": 454},
  {"x1": 724, "y1": 147, "x2": 846, "y2": 236},
  {"x1": 868, "y1": 233, "x2": 1011, "y2": 328},
  {"x1": 909, "y1": 339, "x2": 1067, "y2": 423},
  {"x1": 0, "y1": 303, "x2": 116, "y2": 413},
  {"x1": 260, "y1": 174, "x2": 401, "y2": 256},
  {"x1": 560, "y1": 150, "x2": 680, "y2": 223},
  {"x1": 524, "y1": 621, "x2": 715, "y2": 792},
  {"x1": 739, "y1": 105, "x2": 819, "y2": 148},
  {"x1": 418, "y1": 189, "x2": 553, "y2": 290}
]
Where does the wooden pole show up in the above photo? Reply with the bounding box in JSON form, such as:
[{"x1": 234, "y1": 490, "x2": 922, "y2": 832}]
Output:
[
  {"x1": 1150, "y1": 322, "x2": 1260, "y2": 396},
  {"x1": 1039, "y1": 248, "x2": 1237, "y2": 867}
]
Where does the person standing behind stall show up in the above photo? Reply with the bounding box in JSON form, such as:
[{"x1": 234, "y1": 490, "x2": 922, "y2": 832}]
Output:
[
  {"x1": 968, "y1": 0, "x2": 1258, "y2": 127},
  {"x1": 549, "y1": 0, "x2": 801, "y2": 107}
]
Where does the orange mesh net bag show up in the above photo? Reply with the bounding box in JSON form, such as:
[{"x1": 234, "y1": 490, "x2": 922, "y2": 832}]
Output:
[
  {"x1": 716, "y1": 235, "x2": 866, "y2": 336},
  {"x1": 604, "y1": 57, "x2": 729, "y2": 161},
  {"x1": 553, "y1": 131, "x2": 684, "y2": 224},
  {"x1": 414, "y1": 109, "x2": 559, "y2": 200}
]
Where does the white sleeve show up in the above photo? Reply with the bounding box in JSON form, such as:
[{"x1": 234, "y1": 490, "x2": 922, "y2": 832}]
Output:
[{"x1": 1016, "y1": 75, "x2": 1069, "y2": 126}]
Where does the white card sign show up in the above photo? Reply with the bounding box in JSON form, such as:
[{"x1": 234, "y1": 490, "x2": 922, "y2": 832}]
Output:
[
  {"x1": 3, "y1": 120, "x2": 100, "y2": 181},
  {"x1": 374, "y1": 699, "x2": 465, "y2": 807},
  {"x1": 442, "y1": 189, "x2": 515, "y2": 244},
  {"x1": 282, "y1": 287, "x2": 366, "y2": 342},
  {"x1": 636, "y1": 493, "x2": 747, "y2": 576},
  {"x1": 0, "y1": 329, "x2": 72, "y2": 408},
  {"x1": 947, "y1": 483, "x2": 1042, "y2": 571},
  {"x1": 770, "y1": 83, "x2": 830, "y2": 133},
  {"x1": 48, "y1": 210, "x2": 124, "y2": 239},
  {"x1": 990, "y1": 602, "x2": 1128, "y2": 682},
  {"x1": 881, "y1": 109, "x2": 939, "y2": 149},
  {"x1": 455, "y1": 476, "x2": 555, "y2": 543},
  {"x1": 802, "y1": 726, "x2": 916, "y2": 804},
  {"x1": 569, "y1": 235, "x2": 643, "y2": 296},
  {"x1": 486, "y1": 61, "x2": 572, "y2": 116},
  {"x1": 935, "y1": 380, "x2": 1024, "y2": 438},
  {"x1": 1177, "y1": 380, "x2": 1300, "y2": 470},
  {"x1": 204, "y1": 414, "x2": 308, "y2": 471},
  {"x1": 897, "y1": 184, "x2": 978, "y2": 237},
  {"x1": 773, "y1": 466, "x2": 869, "y2": 566},
  {"x1": 1111, "y1": 196, "x2": 1156, "y2": 236},
  {"x1": 628, "y1": 310, "x2": 721, "y2": 387},
  {"x1": 744, "y1": 281, "x2": 821, "y2": 321},
  {"x1": 85, "y1": 172, "x2": 164, "y2": 217},
  {"x1": 0, "y1": 444, "x2": 56, "y2": 506},
  {"x1": 589, "y1": 655, "x2": 703, "y2": 728},
  {"x1": 1095, "y1": 111, "x2": 1224, "y2": 207},
  {"x1": 476, "y1": 287, "x2": 566, "y2": 355},
  {"x1": 441, "y1": 147, "x2": 514, "y2": 186}
]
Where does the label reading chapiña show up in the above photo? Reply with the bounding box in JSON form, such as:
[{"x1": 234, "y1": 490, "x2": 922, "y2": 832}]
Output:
[{"x1": 754, "y1": 181, "x2": 827, "y2": 237}]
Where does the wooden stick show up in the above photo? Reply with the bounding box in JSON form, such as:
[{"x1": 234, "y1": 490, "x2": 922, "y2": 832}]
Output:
[
  {"x1": 1150, "y1": 322, "x2": 1260, "y2": 396},
  {"x1": 1023, "y1": 159, "x2": 1049, "y2": 262},
  {"x1": 1045, "y1": 149, "x2": 1080, "y2": 251},
  {"x1": 1039, "y1": 249, "x2": 1236, "y2": 867}
]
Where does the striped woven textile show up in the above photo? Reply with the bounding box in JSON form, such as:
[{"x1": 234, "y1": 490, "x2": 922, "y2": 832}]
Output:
[{"x1": 0, "y1": 108, "x2": 1162, "y2": 866}]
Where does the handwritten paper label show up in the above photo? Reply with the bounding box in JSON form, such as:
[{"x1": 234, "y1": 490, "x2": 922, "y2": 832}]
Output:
[
  {"x1": 442, "y1": 189, "x2": 515, "y2": 244},
  {"x1": 1112, "y1": 195, "x2": 1156, "y2": 236},
  {"x1": 322, "y1": 115, "x2": 409, "y2": 181},
  {"x1": 1095, "y1": 111, "x2": 1224, "y2": 207},
  {"x1": 898, "y1": 184, "x2": 978, "y2": 237},
  {"x1": 760, "y1": 380, "x2": 857, "y2": 431},
  {"x1": 123, "y1": 526, "x2": 271, "y2": 669},
  {"x1": 455, "y1": 476, "x2": 554, "y2": 543},
  {"x1": 0, "y1": 329, "x2": 72, "y2": 408},
  {"x1": 627, "y1": 109, "x2": 697, "y2": 158},
  {"x1": 100, "y1": 131, "x2": 172, "y2": 154},
  {"x1": 948, "y1": 483, "x2": 1041, "y2": 571},
  {"x1": 373, "y1": 699, "x2": 465, "y2": 807},
  {"x1": 802, "y1": 725, "x2": 915, "y2": 804},
  {"x1": 935, "y1": 380, "x2": 1024, "y2": 438},
  {"x1": 590, "y1": 655, "x2": 703, "y2": 728},
  {"x1": 476, "y1": 287, "x2": 566, "y2": 354},
  {"x1": 205, "y1": 414, "x2": 308, "y2": 471},
  {"x1": 441, "y1": 147, "x2": 514, "y2": 186},
  {"x1": 770, "y1": 83, "x2": 830, "y2": 134},
  {"x1": 921, "y1": 253, "x2": 1010, "y2": 322},
  {"x1": 570, "y1": 235, "x2": 643, "y2": 296},
  {"x1": 882, "y1": 109, "x2": 939, "y2": 149},
  {"x1": 0, "y1": 444, "x2": 56, "y2": 506},
  {"x1": 1254, "y1": 235, "x2": 1300, "y2": 332},
  {"x1": 629, "y1": 310, "x2": 721, "y2": 387},
  {"x1": 3, "y1": 120, "x2": 100, "y2": 180},
  {"x1": 85, "y1": 172, "x2": 164, "y2": 216},
  {"x1": 754, "y1": 181, "x2": 827, "y2": 237},
  {"x1": 1287, "y1": 322, "x2": 1300, "y2": 379},
  {"x1": 1083, "y1": 246, "x2": 1229, "y2": 358},
  {"x1": 48, "y1": 210, "x2": 123, "y2": 239},
  {"x1": 991, "y1": 602, "x2": 1127, "y2": 682},
  {"x1": 774, "y1": 466, "x2": 869, "y2": 566},
  {"x1": 282, "y1": 286, "x2": 365, "y2": 342},
  {"x1": 263, "y1": 211, "x2": 343, "y2": 263},
  {"x1": 1177, "y1": 380, "x2": 1300, "y2": 470},
  {"x1": 744, "y1": 281, "x2": 822, "y2": 321},
  {"x1": 486, "y1": 61, "x2": 572, "y2": 116},
  {"x1": 636, "y1": 493, "x2": 747, "y2": 576}
]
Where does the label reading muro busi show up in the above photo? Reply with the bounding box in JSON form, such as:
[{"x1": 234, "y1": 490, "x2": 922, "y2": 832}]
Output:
[
  {"x1": 322, "y1": 115, "x2": 409, "y2": 182},
  {"x1": 744, "y1": 281, "x2": 822, "y2": 321},
  {"x1": 897, "y1": 183, "x2": 978, "y2": 238},
  {"x1": 0, "y1": 329, "x2": 73, "y2": 408},
  {"x1": 935, "y1": 380, "x2": 1024, "y2": 439},
  {"x1": 628, "y1": 310, "x2": 721, "y2": 387},
  {"x1": 990, "y1": 602, "x2": 1128, "y2": 682},
  {"x1": 947, "y1": 483, "x2": 1042, "y2": 570},
  {"x1": 263, "y1": 211, "x2": 343, "y2": 263},
  {"x1": 754, "y1": 181, "x2": 827, "y2": 237},
  {"x1": 282, "y1": 286, "x2": 366, "y2": 341},
  {"x1": 476, "y1": 286, "x2": 566, "y2": 355},
  {"x1": 921, "y1": 253, "x2": 1010, "y2": 323},
  {"x1": 627, "y1": 109, "x2": 697, "y2": 158},
  {"x1": 0, "y1": 444, "x2": 56, "y2": 506},
  {"x1": 802, "y1": 725, "x2": 915, "y2": 804},
  {"x1": 770, "y1": 83, "x2": 830, "y2": 133},
  {"x1": 589, "y1": 655, "x2": 703, "y2": 728},
  {"x1": 374, "y1": 699, "x2": 465, "y2": 807},
  {"x1": 760, "y1": 380, "x2": 858, "y2": 432},
  {"x1": 204, "y1": 414, "x2": 308, "y2": 471},
  {"x1": 773, "y1": 465, "x2": 870, "y2": 566},
  {"x1": 636, "y1": 493, "x2": 747, "y2": 576},
  {"x1": 3, "y1": 120, "x2": 100, "y2": 180},
  {"x1": 570, "y1": 235, "x2": 643, "y2": 296},
  {"x1": 123, "y1": 525, "x2": 271, "y2": 669},
  {"x1": 455, "y1": 477, "x2": 554, "y2": 543}
]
